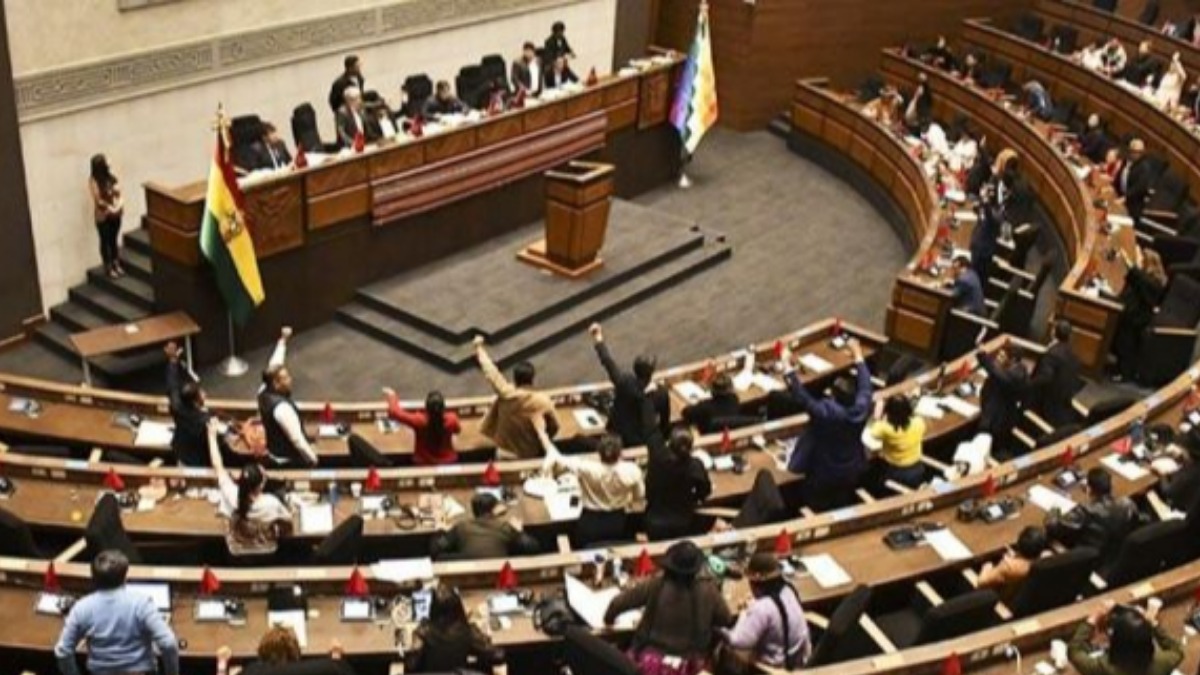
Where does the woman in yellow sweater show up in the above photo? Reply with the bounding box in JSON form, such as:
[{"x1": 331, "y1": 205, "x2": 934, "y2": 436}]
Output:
[{"x1": 867, "y1": 395, "x2": 927, "y2": 488}]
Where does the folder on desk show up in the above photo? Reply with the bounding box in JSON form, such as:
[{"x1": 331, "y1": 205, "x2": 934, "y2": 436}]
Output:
[
  {"x1": 673, "y1": 381, "x2": 709, "y2": 404},
  {"x1": 797, "y1": 353, "x2": 834, "y2": 374},
  {"x1": 299, "y1": 503, "x2": 334, "y2": 535},
  {"x1": 134, "y1": 421, "x2": 174, "y2": 448},
  {"x1": 798, "y1": 554, "x2": 852, "y2": 589}
]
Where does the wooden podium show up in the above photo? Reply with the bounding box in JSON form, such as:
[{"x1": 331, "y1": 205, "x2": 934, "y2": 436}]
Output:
[{"x1": 518, "y1": 161, "x2": 614, "y2": 278}]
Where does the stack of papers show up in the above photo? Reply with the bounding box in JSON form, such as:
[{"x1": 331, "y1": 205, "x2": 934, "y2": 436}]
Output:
[
  {"x1": 750, "y1": 373, "x2": 785, "y2": 392},
  {"x1": 798, "y1": 353, "x2": 834, "y2": 374},
  {"x1": 939, "y1": 395, "x2": 980, "y2": 418},
  {"x1": 915, "y1": 397, "x2": 946, "y2": 420},
  {"x1": 1101, "y1": 454, "x2": 1150, "y2": 482},
  {"x1": 1028, "y1": 484, "x2": 1078, "y2": 513},
  {"x1": 673, "y1": 381, "x2": 709, "y2": 404},
  {"x1": 299, "y1": 503, "x2": 334, "y2": 534},
  {"x1": 925, "y1": 529, "x2": 972, "y2": 561},
  {"x1": 799, "y1": 554, "x2": 853, "y2": 589},
  {"x1": 565, "y1": 575, "x2": 639, "y2": 629}
]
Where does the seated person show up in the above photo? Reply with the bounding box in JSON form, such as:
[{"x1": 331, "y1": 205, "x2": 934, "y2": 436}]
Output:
[
  {"x1": 431, "y1": 492, "x2": 538, "y2": 560},
  {"x1": 1078, "y1": 114, "x2": 1111, "y2": 164},
  {"x1": 405, "y1": 585, "x2": 504, "y2": 674},
  {"x1": 335, "y1": 86, "x2": 367, "y2": 149},
  {"x1": 543, "y1": 55, "x2": 579, "y2": 90},
  {"x1": 423, "y1": 80, "x2": 467, "y2": 119},
  {"x1": 1046, "y1": 468, "x2": 1144, "y2": 562},
  {"x1": 681, "y1": 372, "x2": 742, "y2": 434},
  {"x1": 1068, "y1": 601, "x2": 1183, "y2": 675},
  {"x1": 1158, "y1": 426, "x2": 1200, "y2": 511},
  {"x1": 866, "y1": 395, "x2": 926, "y2": 489},
  {"x1": 947, "y1": 254, "x2": 986, "y2": 316},
  {"x1": 604, "y1": 541, "x2": 733, "y2": 673},
  {"x1": 976, "y1": 525, "x2": 1048, "y2": 600},
  {"x1": 362, "y1": 90, "x2": 399, "y2": 141},
  {"x1": 721, "y1": 552, "x2": 812, "y2": 671},
  {"x1": 539, "y1": 426, "x2": 644, "y2": 548},
  {"x1": 645, "y1": 426, "x2": 712, "y2": 541},
  {"x1": 227, "y1": 626, "x2": 356, "y2": 675},
  {"x1": 475, "y1": 336, "x2": 558, "y2": 460},
  {"x1": 383, "y1": 387, "x2": 460, "y2": 466},
  {"x1": 922, "y1": 35, "x2": 957, "y2": 71},
  {"x1": 254, "y1": 122, "x2": 292, "y2": 170},
  {"x1": 209, "y1": 422, "x2": 293, "y2": 557}
]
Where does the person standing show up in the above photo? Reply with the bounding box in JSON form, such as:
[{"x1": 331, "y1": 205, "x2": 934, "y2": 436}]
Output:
[
  {"x1": 257, "y1": 327, "x2": 319, "y2": 467},
  {"x1": 511, "y1": 42, "x2": 542, "y2": 95},
  {"x1": 588, "y1": 322, "x2": 666, "y2": 448},
  {"x1": 1112, "y1": 246, "x2": 1167, "y2": 382},
  {"x1": 1027, "y1": 320, "x2": 1083, "y2": 427},
  {"x1": 328, "y1": 55, "x2": 365, "y2": 114},
  {"x1": 89, "y1": 154, "x2": 124, "y2": 279},
  {"x1": 543, "y1": 21, "x2": 576, "y2": 62},
  {"x1": 475, "y1": 335, "x2": 559, "y2": 460},
  {"x1": 54, "y1": 550, "x2": 180, "y2": 675},
  {"x1": 383, "y1": 387, "x2": 461, "y2": 466},
  {"x1": 977, "y1": 341, "x2": 1030, "y2": 459}
]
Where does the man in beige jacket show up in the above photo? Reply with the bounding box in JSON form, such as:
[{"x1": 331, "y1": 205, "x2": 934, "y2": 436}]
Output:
[{"x1": 475, "y1": 336, "x2": 559, "y2": 459}]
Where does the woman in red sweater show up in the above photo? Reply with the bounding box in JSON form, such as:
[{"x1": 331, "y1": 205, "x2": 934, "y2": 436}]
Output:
[{"x1": 383, "y1": 387, "x2": 461, "y2": 465}]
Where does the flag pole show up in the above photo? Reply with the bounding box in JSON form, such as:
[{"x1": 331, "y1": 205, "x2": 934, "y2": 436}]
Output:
[
  {"x1": 678, "y1": 151, "x2": 693, "y2": 189},
  {"x1": 218, "y1": 313, "x2": 249, "y2": 378}
]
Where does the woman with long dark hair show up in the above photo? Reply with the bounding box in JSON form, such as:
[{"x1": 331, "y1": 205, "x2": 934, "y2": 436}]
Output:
[
  {"x1": 405, "y1": 585, "x2": 503, "y2": 673},
  {"x1": 88, "y1": 154, "x2": 124, "y2": 278},
  {"x1": 207, "y1": 421, "x2": 292, "y2": 556},
  {"x1": 645, "y1": 426, "x2": 712, "y2": 541},
  {"x1": 383, "y1": 387, "x2": 461, "y2": 465},
  {"x1": 1068, "y1": 601, "x2": 1182, "y2": 675}
]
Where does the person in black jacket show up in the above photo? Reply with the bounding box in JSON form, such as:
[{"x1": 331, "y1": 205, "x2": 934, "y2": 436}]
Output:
[
  {"x1": 164, "y1": 342, "x2": 233, "y2": 467},
  {"x1": 1046, "y1": 468, "x2": 1145, "y2": 562},
  {"x1": 588, "y1": 323, "x2": 667, "y2": 447},
  {"x1": 405, "y1": 585, "x2": 503, "y2": 674},
  {"x1": 1112, "y1": 246, "x2": 1167, "y2": 382},
  {"x1": 327, "y1": 54, "x2": 365, "y2": 114},
  {"x1": 1027, "y1": 320, "x2": 1083, "y2": 427},
  {"x1": 1160, "y1": 427, "x2": 1200, "y2": 511},
  {"x1": 1078, "y1": 114, "x2": 1111, "y2": 165},
  {"x1": 977, "y1": 341, "x2": 1030, "y2": 460},
  {"x1": 645, "y1": 427, "x2": 712, "y2": 541},
  {"x1": 1113, "y1": 139, "x2": 1155, "y2": 224},
  {"x1": 970, "y1": 198, "x2": 1004, "y2": 286},
  {"x1": 681, "y1": 373, "x2": 742, "y2": 434},
  {"x1": 543, "y1": 21, "x2": 576, "y2": 62}
]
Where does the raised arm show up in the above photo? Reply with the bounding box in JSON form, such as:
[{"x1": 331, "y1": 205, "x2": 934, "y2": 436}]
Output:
[
  {"x1": 164, "y1": 342, "x2": 188, "y2": 412},
  {"x1": 474, "y1": 335, "x2": 516, "y2": 397},
  {"x1": 382, "y1": 388, "x2": 422, "y2": 428},
  {"x1": 590, "y1": 323, "x2": 624, "y2": 387},
  {"x1": 266, "y1": 327, "x2": 292, "y2": 371}
]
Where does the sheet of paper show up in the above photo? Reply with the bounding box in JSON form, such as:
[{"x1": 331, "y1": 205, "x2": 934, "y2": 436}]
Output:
[
  {"x1": 925, "y1": 528, "x2": 972, "y2": 561},
  {"x1": 732, "y1": 369, "x2": 755, "y2": 393},
  {"x1": 572, "y1": 408, "x2": 606, "y2": 431},
  {"x1": 1101, "y1": 454, "x2": 1150, "y2": 482},
  {"x1": 360, "y1": 495, "x2": 388, "y2": 513},
  {"x1": 565, "y1": 575, "x2": 639, "y2": 629},
  {"x1": 195, "y1": 599, "x2": 227, "y2": 621},
  {"x1": 371, "y1": 558, "x2": 434, "y2": 585},
  {"x1": 750, "y1": 373, "x2": 785, "y2": 392},
  {"x1": 1028, "y1": 484, "x2": 1077, "y2": 513},
  {"x1": 545, "y1": 491, "x2": 583, "y2": 522},
  {"x1": 268, "y1": 609, "x2": 308, "y2": 648},
  {"x1": 133, "y1": 420, "x2": 174, "y2": 448},
  {"x1": 672, "y1": 381, "x2": 709, "y2": 404},
  {"x1": 955, "y1": 210, "x2": 979, "y2": 222},
  {"x1": 944, "y1": 189, "x2": 967, "y2": 203},
  {"x1": 915, "y1": 397, "x2": 946, "y2": 420},
  {"x1": 1107, "y1": 214, "x2": 1134, "y2": 228},
  {"x1": 341, "y1": 598, "x2": 373, "y2": 620},
  {"x1": 799, "y1": 553, "x2": 852, "y2": 589},
  {"x1": 299, "y1": 503, "x2": 334, "y2": 535},
  {"x1": 35, "y1": 593, "x2": 66, "y2": 615},
  {"x1": 939, "y1": 395, "x2": 979, "y2": 418},
  {"x1": 798, "y1": 353, "x2": 834, "y2": 374},
  {"x1": 317, "y1": 424, "x2": 342, "y2": 439}
]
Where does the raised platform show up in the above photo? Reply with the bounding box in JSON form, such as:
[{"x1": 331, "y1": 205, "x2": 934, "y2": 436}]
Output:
[{"x1": 337, "y1": 199, "x2": 732, "y2": 372}]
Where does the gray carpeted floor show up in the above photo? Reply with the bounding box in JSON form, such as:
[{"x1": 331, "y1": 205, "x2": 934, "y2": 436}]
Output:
[{"x1": 0, "y1": 129, "x2": 910, "y2": 399}]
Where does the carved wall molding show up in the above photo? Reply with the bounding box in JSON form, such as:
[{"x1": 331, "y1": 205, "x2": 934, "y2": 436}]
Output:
[{"x1": 14, "y1": 0, "x2": 586, "y2": 123}]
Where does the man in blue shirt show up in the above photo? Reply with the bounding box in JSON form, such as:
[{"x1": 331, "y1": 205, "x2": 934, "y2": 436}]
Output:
[
  {"x1": 783, "y1": 339, "x2": 872, "y2": 511},
  {"x1": 948, "y1": 254, "x2": 986, "y2": 316},
  {"x1": 55, "y1": 550, "x2": 179, "y2": 675}
]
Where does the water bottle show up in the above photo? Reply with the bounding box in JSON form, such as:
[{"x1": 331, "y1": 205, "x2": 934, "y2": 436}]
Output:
[
  {"x1": 1130, "y1": 417, "x2": 1145, "y2": 450},
  {"x1": 327, "y1": 481, "x2": 340, "y2": 508}
]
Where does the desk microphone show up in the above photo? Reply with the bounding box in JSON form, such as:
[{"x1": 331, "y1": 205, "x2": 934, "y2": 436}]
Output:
[{"x1": 1003, "y1": 643, "x2": 1021, "y2": 674}]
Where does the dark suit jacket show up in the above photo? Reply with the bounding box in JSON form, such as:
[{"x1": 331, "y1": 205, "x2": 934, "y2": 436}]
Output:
[
  {"x1": 334, "y1": 107, "x2": 365, "y2": 149},
  {"x1": 1121, "y1": 54, "x2": 1161, "y2": 86},
  {"x1": 594, "y1": 342, "x2": 660, "y2": 448},
  {"x1": 328, "y1": 72, "x2": 364, "y2": 113},
  {"x1": 544, "y1": 34, "x2": 575, "y2": 61},
  {"x1": 1114, "y1": 156, "x2": 1155, "y2": 214},
  {"x1": 166, "y1": 362, "x2": 213, "y2": 467},
  {"x1": 1079, "y1": 127, "x2": 1111, "y2": 164},
  {"x1": 1027, "y1": 342, "x2": 1083, "y2": 427},
  {"x1": 511, "y1": 58, "x2": 539, "y2": 93},
  {"x1": 681, "y1": 392, "x2": 742, "y2": 434},
  {"x1": 977, "y1": 352, "x2": 1029, "y2": 456},
  {"x1": 422, "y1": 95, "x2": 467, "y2": 118},
  {"x1": 254, "y1": 139, "x2": 292, "y2": 170},
  {"x1": 543, "y1": 66, "x2": 579, "y2": 90},
  {"x1": 952, "y1": 269, "x2": 986, "y2": 316}
]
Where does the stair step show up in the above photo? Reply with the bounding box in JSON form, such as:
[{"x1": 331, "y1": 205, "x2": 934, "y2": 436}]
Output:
[
  {"x1": 123, "y1": 228, "x2": 152, "y2": 256},
  {"x1": 119, "y1": 247, "x2": 153, "y2": 282},
  {"x1": 69, "y1": 285, "x2": 149, "y2": 324},
  {"x1": 49, "y1": 302, "x2": 109, "y2": 333},
  {"x1": 86, "y1": 266, "x2": 155, "y2": 310},
  {"x1": 337, "y1": 238, "x2": 733, "y2": 372}
]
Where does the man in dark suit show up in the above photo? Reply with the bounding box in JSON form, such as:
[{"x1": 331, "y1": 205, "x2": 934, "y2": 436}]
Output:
[
  {"x1": 511, "y1": 42, "x2": 542, "y2": 95},
  {"x1": 422, "y1": 81, "x2": 467, "y2": 119},
  {"x1": 977, "y1": 342, "x2": 1030, "y2": 459},
  {"x1": 1078, "y1": 114, "x2": 1111, "y2": 164},
  {"x1": 335, "y1": 86, "x2": 366, "y2": 149},
  {"x1": 1027, "y1": 320, "x2": 1083, "y2": 427},
  {"x1": 681, "y1": 373, "x2": 743, "y2": 434},
  {"x1": 164, "y1": 342, "x2": 232, "y2": 467},
  {"x1": 948, "y1": 255, "x2": 986, "y2": 316},
  {"x1": 254, "y1": 122, "x2": 292, "y2": 171},
  {"x1": 328, "y1": 55, "x2": 365, "y2": 114},
  {"x1": 543, "y1": 21, "x2": 576, "y2": 62},
  {"x1": 543, "y1": 55, "x2": 579, "y2": 91},
  {"x1": 588, "y1": 323, "x2": 667, "y2": 448},
  {"x1": 1120, "y1": 41, "x2": 1161, "y2": 86},
  {"x1": 970, "y1": 199, "x2": 1004, "y2": 286},
  {"x1": 1114, "y1": 138, "x2": 1155, "y2": 224}
]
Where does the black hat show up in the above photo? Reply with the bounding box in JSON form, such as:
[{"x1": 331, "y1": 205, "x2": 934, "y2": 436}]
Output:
[{"x1": 660, "y1": 541, "x2": 706, "y2": 577}]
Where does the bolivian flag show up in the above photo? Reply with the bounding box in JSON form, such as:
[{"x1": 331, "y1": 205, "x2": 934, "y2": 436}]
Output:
[
  {"x1": 199, "y1": 124, "x2": 265, "y2": 325},
  {"x1": 670, "y1": 1, "x2": 718, "y2": 155}
]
